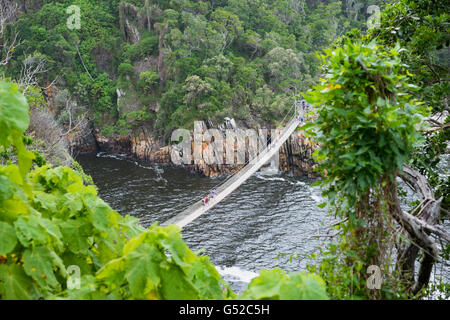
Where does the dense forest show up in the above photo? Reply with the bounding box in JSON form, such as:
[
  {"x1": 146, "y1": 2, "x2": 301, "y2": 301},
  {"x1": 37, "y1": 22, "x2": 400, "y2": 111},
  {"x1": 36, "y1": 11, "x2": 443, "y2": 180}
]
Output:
[
  {"x1": 2, "y1": 0, "x2": 387, "y2": 138},
  {"x1": 0, "y1": 0, "x2": 449, "y2": 302}
]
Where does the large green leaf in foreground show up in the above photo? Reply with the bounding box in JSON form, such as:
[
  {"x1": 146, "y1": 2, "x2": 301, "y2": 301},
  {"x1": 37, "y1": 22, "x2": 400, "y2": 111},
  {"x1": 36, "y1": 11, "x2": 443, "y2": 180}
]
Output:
[{"x1": 239, "y1": 269, "x2": 328, "y2": 300}]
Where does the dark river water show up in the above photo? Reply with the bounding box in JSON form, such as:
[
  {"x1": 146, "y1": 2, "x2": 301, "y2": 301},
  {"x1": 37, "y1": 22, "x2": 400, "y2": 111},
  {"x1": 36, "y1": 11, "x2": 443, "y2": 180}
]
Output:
[{"x1": 76, "y1": 153, "x2": 449, "y2": 295}]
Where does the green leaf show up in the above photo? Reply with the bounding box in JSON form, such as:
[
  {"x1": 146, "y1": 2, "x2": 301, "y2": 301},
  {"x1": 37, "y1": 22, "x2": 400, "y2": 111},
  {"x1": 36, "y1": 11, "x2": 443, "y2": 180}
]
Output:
[
  {"x1": 14, "y1": 215, "x2": 47, "y2": 247},
  {"x1": 0, "y1": 264, "x2": 35, "y2": 300},
  {"x1": 289, "y1": 273, "x2": 328, "y2": 300},
  {"x1": 0, "y1": 175, "x2": 14, "y2": 201},
  {"x1": 119, "y1": 215, "x2": 146, "y2": 238},
  {"x1": 160, "y1": 225, "x2": 197, "y2": 271},
  {"x1": 61, "y1": 251, "x2": 94, "y2": 276},
  {"x1": 0, "y1": 81, "x2": 29, "y2": 135},
  {"x1": 59, "y1": 219, "x2": 90, "y2": 254},
  {"x1": 124, "y1": 243, "x2": 162, "y2": 298},
  {"x1": 239, "y1": 269, "x2": 284, "y2": 299},
  {"x1": 23, "y1": 246, "x2": 60, "y2": 289},
  {"x1": 0, "y1": 221, "x2": 17, "y2": 255},
  {"x1": 13, "y1": 132, "x2": 35, "y2": 179},
  {"x1": 90, "y1": 199, "x2": 111, "y2": 233},
  {"x1": 95, "y1": 257, "x2": 126, "y2": 290},
  {"x1": 317, "y1": 202, "x2": 327, "y2": 209},
  {"x1": 190, "y1": 258, "x2": 224, "y2": 299},
  {"x1": 376, "y1": 97, "x2": 386, "y2": 107},
  {"x1": 159, "y1": 263, "x2": 200, "y2": 300},
  {"x1": 239, "y1": 269, "x2": 328, "y2": 300}
]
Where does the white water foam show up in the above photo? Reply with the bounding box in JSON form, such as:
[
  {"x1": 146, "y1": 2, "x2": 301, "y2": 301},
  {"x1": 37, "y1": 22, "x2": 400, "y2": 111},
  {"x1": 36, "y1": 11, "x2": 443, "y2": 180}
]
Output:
[
  {"x1": 310, "y1": 194, "x2": 322, "y2": 203},
  {"x1": 216, "y1": 266, "x2": 259, "y2": 283},
  {"x1": 255, "y1": 173, "x2": 310, "y2": 188},
  {"x1": 96, "y1": 152, "x2": 129, "y2": 159},
  {"x1": 256, "y1": 174, "x2": 286, "y2": 183}
]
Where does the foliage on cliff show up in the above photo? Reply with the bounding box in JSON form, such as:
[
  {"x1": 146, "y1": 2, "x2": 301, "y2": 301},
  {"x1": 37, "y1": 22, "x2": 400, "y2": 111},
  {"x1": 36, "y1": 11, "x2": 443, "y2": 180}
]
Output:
[{"x1": 1, "y1": 0, "x2": 385, "y2": 139}]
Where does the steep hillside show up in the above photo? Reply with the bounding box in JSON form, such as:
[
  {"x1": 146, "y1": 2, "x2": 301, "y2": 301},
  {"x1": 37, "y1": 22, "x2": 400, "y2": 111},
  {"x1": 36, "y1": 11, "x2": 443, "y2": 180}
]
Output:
[{"x1": 2, "y1": 0, "x2": 386, "y2": 144}]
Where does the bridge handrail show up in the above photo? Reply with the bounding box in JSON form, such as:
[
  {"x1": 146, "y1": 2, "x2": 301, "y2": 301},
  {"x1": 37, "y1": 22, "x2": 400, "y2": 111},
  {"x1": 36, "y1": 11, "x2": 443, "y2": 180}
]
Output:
[{"x1": 162, "y1": 115, "x2": 301, "y2": 228}]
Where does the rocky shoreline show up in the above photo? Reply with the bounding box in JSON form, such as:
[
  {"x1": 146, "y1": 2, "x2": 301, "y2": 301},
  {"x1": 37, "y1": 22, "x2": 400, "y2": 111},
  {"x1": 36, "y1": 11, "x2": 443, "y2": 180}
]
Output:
[{"x1": 71, "y1": 125, "x2": 320, "y2": 179}]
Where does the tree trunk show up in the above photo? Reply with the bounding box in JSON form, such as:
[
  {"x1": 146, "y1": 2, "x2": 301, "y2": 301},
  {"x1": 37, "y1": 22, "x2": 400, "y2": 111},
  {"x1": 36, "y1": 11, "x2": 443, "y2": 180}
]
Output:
[{"x1": 392, "y1": 166, "x2": 445, "y2": 294}]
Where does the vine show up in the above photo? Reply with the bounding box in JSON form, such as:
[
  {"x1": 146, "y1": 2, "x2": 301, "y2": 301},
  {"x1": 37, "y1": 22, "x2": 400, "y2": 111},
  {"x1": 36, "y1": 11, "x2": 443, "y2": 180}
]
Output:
[{"x1": 304, "y1": 41, "x2": 435, "y2": 299}]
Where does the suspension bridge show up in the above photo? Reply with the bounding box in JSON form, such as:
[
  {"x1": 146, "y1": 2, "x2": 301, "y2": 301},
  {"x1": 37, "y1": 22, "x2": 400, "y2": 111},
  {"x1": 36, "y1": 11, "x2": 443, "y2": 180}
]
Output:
[{"x1": 162, "y1": 101, "x2": 307, "y2": 229}]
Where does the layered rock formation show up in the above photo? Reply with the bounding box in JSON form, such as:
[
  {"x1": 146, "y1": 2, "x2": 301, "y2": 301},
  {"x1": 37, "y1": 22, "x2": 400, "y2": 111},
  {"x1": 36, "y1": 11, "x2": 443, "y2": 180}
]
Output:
[
  {"x1": 72, "y1": 122, "x2": 319, "y2": 178},
  {"x1": 279, "y1": 130, "x2": 320, "y2": 178}
]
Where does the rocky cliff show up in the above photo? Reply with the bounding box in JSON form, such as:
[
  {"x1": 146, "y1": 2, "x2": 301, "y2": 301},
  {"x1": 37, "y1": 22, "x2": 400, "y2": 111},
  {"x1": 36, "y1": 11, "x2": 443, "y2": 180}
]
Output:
[{"x1": 72, "y1": 122, "x2": 319, "y2": 178}]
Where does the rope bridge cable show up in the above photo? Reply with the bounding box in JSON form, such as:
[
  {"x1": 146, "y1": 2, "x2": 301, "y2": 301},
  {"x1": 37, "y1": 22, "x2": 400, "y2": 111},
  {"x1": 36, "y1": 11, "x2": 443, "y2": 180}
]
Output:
[
  {"x1": 162, "y1": 106, "x2": 298, "y2": 220},
  {"x1": 161, "y1": 110, "x2": 301, "y2": 229},
  {"x1": 163, "y1": 117, "x2": 300, "y2": 228},
  {"x1": 139, "y1": 105, "x2": 299, "y2": 227},
  {"x1": 163, "y1": 104, "x2": 297, "y2": 217}
]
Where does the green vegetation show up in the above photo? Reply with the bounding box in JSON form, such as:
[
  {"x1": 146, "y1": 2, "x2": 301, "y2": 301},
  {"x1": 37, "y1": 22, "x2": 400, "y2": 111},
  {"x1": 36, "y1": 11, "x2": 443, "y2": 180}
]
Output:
[
  {"x1": 239, "y1": 269, "x2": 327, "y2": 300},
  {"x1": 341, "y1": 0, "x2": 449, "y2": 210},
  {"x1": 303, "y1": 0, "x2": 449, "y2": 299},
  {"x1": 304, "y1": 40, "x2": 428, "y2": 299},
  {"x1": 1, "y1": 0, "x2": 386, "y2": 137},
  {"x1": 0, "y1": 80, "x2": 327, "y2": 299},
  {"x1": 0, "y1": 0, "x2": 448, "y2": 301}
]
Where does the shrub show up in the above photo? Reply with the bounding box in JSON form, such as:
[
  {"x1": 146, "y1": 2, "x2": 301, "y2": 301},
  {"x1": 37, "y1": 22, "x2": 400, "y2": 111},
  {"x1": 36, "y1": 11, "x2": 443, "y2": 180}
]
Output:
[
  {"x1": 101, "y1": 125, "x2": 115, "y2": 137},
  {"x1": 138, "y1": 70, "x2": 160, "y2": 93},
  {"x1": 123, "y1": 44, "x2": 141, "y2": 61},
  {"x1": 118, "y1": 62, "x2": 134, "y2": 77},
  {"x1": 140, "y1": 35, "x2": 158, "y2": 56}
]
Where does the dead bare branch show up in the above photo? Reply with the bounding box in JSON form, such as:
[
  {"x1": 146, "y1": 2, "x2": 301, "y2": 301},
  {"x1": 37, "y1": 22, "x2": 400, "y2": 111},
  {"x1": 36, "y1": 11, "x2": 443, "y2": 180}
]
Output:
[
  {"x1": 27, "y1": 106, "x2": 72, "y2": 167},
  {"x1": 0, "y1": 0, "x2": 20, "y2": 66},
  {"x1": 395, "y1": 165, "x2": 450, "y2": 294},
  {"x1": 19, "y1": 54, "x2": 49, "y2": 89},
  {"x1": 422, "y1": 123, "x2": 450, "y2": 134}
]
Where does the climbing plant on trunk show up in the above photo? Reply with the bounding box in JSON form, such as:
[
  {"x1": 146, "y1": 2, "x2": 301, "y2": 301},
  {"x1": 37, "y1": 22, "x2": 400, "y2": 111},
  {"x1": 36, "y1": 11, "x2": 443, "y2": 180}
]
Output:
[{"x1": 303, "y1": 40, "x2": 448, "y2": 299}]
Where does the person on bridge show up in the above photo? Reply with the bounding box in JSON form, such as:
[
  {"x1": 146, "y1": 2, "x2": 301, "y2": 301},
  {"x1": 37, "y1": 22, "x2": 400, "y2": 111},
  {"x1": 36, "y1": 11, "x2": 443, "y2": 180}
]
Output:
[
  {"x1": 273, "y1": 137, "x2": 278, "y2": 146},
  {"x1": 205, "y1": 197, "x2": 209, "y2": 205},
  {"x1": 211, "y1": 189, "x2": 217, "y2": 198},
  {"x1": 301, "y1": 101, "x2": 307, "y2": 122}
]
